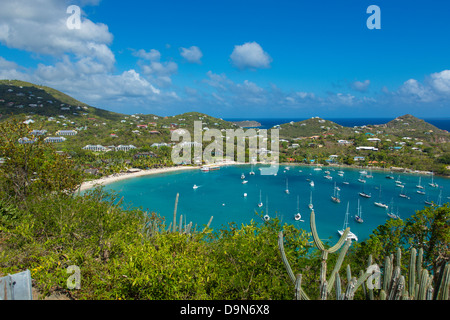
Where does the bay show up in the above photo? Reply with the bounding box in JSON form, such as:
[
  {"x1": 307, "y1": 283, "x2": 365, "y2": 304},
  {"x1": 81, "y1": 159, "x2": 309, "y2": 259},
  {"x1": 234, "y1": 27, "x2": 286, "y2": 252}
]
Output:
[{"x1": 103, "y1": 164, "x2": 450, "y2": 243}]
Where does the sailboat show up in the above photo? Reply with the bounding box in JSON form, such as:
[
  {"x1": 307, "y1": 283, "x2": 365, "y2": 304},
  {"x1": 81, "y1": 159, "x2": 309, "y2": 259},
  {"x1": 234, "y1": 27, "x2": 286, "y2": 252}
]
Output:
[
  {"x1": 359, "y1": 184, "x2": 371, "y2": 198},
  {"x1": 429, "y1": 172, "x2": 438, "y2": 188},
  {"x1": 354, "y1": 200, "x2": 363, "y2": 223},
  {"x1": 308, "y1": 191, "x2": 313, "y2": 210},
  {"x1": 257, "y1": 190, "x2": 263, "y2": 207},
  {"x1": 374, "y1": 185, "x2": 389, "y2": 209},
  {"x1": 399, "y1": 188, "x2": 410, "y2": 199},
  {"x1": 263, "y1": 196, "x2": 270, "y2": 221},
  {"x1": 241, "y1": 173, "x2": 245, "y2": 179},
  {"x1": 331, "y1": 182, "x2": 341, "y2": 203},
  {"x1": 358, "y1": 175, "x2": 366, "y2": 183},
  {"x1": 387, "y1": 199, "x2": 399, "y2": 219},
  {"x1": 424, "y1": 196, "x2": 433, "y2": 205},
  {"x1": 285, "y1": 178, "x2": 290, "y2": 194},
  {"x1": 294, "y1": 195, "x2": 303, "y2": 221},
  {"x1": 416, "y1": 177, "x2": 424, "y2": 189},
  {"x1": 366, "y1": 169, "x2": 373, "y2": 178},
  {"x1": 386, "y1": 172, "x2": 395, "y2": 179},
  {"x1": 310, "y1": 180, "x2": 315, "y2": 187},
  {"x1": 193, "y1": 184, "x2": 199, "y2": 189},
  {"x1": 338, "y1": 202, "x2": 358, "y2": 241},
  {"x1": 249, "y1": 163, "x2": 255, "y2": 175},
  {"x1": 417, "y1": 188, "x2": 426, "y2": 195}
]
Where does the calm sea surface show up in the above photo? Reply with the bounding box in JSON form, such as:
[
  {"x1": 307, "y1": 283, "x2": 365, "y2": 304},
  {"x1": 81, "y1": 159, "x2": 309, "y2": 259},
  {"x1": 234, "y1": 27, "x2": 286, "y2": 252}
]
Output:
[{"x1": 103, "y1": 164, "x2": 450, "y2": 243}]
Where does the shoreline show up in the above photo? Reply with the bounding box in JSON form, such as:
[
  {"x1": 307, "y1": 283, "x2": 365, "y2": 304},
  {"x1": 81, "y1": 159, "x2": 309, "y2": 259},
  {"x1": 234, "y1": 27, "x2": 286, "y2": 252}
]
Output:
[
  {"x1": 77, "y1": 160, "x2": 449, "y2": 192},
  {"x1": 77, "y1": 161, "x2": 248, "y2": 192}
]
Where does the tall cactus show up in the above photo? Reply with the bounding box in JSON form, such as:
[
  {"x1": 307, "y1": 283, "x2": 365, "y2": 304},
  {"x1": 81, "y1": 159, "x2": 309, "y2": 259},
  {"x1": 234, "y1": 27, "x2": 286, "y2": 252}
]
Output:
[{"x1": 277, "y1": 208, "x2": 450, "y2": 300}]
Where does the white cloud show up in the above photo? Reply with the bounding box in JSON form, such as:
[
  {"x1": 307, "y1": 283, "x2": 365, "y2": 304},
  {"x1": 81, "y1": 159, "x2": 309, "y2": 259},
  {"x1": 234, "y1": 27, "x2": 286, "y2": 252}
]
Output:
[
  {"x1": 230, "y1": 42, "x2": 272, "y2": 70},
  {"x1": 0, "y1": 0, "x2": 115, "y2": 70},
  {"x1": 180, "y1": 46, "x2": 203, "y2": 64},
  {"x1": 350, "y1": 79, "x2": 370, "y2": 92},
  {"x1": 133, "y1": 49, "x2": 161, "y2": 61}
]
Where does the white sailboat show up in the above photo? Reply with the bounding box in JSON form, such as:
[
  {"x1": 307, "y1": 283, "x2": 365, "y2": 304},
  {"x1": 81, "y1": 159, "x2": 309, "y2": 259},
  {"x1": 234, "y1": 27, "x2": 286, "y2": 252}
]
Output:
[
  {"x1": 249, "y1": 163, "x2": 255, "y2": 175},
  {"x1": 355, "y1": 200, "x2": 364, "y2": 223},
  {"x1": 241, "y1": 173, "x2": 245, "y2": 179},
  {"x1": 374, "y1": 185, "x2": 389, "y2": 209},
  {"x1": 399, "y1": 188, "x2": 410, "y2": 199},
  {"x1": 285, "y1": 178, "x2": 290, "y2": 194},
  {"x1": 263, "y1": 196, "x2": 270, "y2": 221},
  {"x1": 294, "y1": 195, "x2": 303, "y2": 221},
  {"x1": 310, "y1": 180, "x2": 315, "y2": 187},
  {"x1": 193, "y1": 184, "x2": 199, "y2": 189},
  {"x1": 416, "y1": 177, "x2": 424, "y2": 189},
  {"x1": 387, "y1": 199, "x2": 399, "y2": 219},
  {"x1": 359, "y1": 184, "x2": 371, "y2": 198},
  {"x1": 338, "y1": 202, "x2": 358, "y2": 241},
  {"x1": 429, "y1": 172, "x2": 438, "y2": 188},
  {"x1": 331, "y1": 182, "x2": 341, "y2": 203},
  {"x1": 308, "y1": 191, "x2": 313, "y2": 210},
  {"x1": 257, "y1": 190, "x2": 263, "y2": 208},
  {"x1": 355, "y1": 199, "x2": 363, "y2": 223}
]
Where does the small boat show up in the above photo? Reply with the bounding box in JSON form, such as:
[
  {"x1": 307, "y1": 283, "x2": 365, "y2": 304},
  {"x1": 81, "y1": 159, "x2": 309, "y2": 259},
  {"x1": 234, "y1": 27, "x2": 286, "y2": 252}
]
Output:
[
  {"x1": 343, "y1": 181, "x2": 350, "y2": 185},
  {"x1": 354, "y1": 200, "x2": 363, "y2": 223},
  {"x1": 374, "y1": 185, "x2": 388, "y2": 208},
  {"x1": 242, "y1": 180, "x2": 248, "y2": 184},
  {"x1": 285, "y1": 178, "x2": 290, "y2": 194},
  {"x1": 263, "y1": 196, "x2": 270, "y2": 221},
  {"x1": 324, "y1": 170, "x2": 330, "y2": 174},
  {"x1": 249, "y1": 163, "x2": 255, "y2": 175},
  {"x1": 313, "y1": 167, "x2": 322, "y2": 171},
  {"x1": 386, "y1": 173, "x2": 394, "y2": 179},
  {"x1": 424, "y1": 196, "x2": 433, "y2": 205},
  {"x1": 331, "y1": 182, "x2": 341, "y2": 203},
  {"x1": 193, "y1": 184, "x2": 199, "y2": 189},
  {"x1": 201, "y1": 166, "x2": 210, "y2": 172},
  {"x1": 358, "y1": 177, "x2": 366, "y2": 183},
  {"x1": 417, "y1": 190, "x2": 426, "y2": 195},
  {"x1": 324, "y1": 175, "x2": 333, "y2": 180},
  {"x1": 294, "y1": 196, "x2": 302, "y2": 221},
  {"x1": 338, "y1": 202, "x2": 358, "y2": 241},
  {"x1": 310, "y1": 180, "x2": 315, "y2": 187},
  {"x1": 428, "y1": 172, "x2": 438, "y2": 188},
  {"x1": 359, "y1": 183, "x2": 371, "y2": 198},
  {"x1": 416, "y1": 177, "x2": 424, "y2": 189},
  {"x1": 374, "y1": 201, "x2": 389, "y2": 209},
  {"x1": 338, "y1": 170, "x2": 344, "y2": 176},
  {"x1": 241, "y1": 173, "x2": 245, "y2": 179},
  {"x1": 399, "y1": 189, "x2": 410, "y2": 199},
  {"x1": 308, "y1": 191, "x2": 313, "y2": 210},
  {"x1": 359, "y1": 170, "x2": 368, "y2": 175},
  {"x1": 243, "y1": 193, "x2": 247, "y2": 197},
  {"x1": 387, "y1": 200, "x2": 400, "y2": 219},
  {"x1": 258, "y1": 190, "x2": 263, "y2": 207},
  {"x1": 209, "y1": 165, "x2": 220, "y2": 171}
]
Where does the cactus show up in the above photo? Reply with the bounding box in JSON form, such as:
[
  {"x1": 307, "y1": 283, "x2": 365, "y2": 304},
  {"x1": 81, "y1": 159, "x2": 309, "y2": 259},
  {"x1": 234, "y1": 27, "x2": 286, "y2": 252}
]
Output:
[{"x1": 278, "y1": 209, "x2": 449, "y2": 300}]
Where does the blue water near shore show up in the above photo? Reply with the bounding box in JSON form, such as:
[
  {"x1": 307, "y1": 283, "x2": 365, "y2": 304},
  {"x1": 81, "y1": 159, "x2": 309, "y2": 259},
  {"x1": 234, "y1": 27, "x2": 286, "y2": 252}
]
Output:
[{"x1": 104, "y1": 164, "x2": 449, "y2": 243}]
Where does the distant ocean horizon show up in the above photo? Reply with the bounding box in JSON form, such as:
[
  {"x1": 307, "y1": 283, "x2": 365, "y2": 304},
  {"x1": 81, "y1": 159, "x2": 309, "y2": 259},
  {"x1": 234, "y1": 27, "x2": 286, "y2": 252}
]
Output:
[{"x1": 224, "y1": 117, "x2": 450, "y2": 131}]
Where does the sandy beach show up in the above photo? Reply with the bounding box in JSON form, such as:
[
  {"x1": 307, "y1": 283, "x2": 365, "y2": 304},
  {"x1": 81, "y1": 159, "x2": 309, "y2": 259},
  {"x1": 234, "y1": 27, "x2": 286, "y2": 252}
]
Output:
[
  {"x1": 77, "y1": 161, "x2": 249, "y2": 192},
  {"x1": 78, "y1": 166, "x2": 198, "y2": 192}
]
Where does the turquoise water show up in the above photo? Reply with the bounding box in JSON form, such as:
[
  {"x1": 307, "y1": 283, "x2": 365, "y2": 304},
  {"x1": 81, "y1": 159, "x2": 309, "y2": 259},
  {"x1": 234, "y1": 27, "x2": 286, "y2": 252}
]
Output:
[{"x1": 103, "y1": 165, "x2": 450, "y2": 243}]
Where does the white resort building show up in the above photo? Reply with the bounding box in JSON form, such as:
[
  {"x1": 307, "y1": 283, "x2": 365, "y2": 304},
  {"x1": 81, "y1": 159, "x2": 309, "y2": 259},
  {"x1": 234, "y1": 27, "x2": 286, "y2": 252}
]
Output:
[{"x1": 56, "y1": 130, "x2": 78, "y2": 136}]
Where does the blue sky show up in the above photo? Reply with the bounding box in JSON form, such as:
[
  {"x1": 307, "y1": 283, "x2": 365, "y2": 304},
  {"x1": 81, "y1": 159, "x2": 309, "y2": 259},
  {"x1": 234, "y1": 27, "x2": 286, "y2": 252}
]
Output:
[{"x1": 1, "y1": 0, "x2": 450, "y2": 119}]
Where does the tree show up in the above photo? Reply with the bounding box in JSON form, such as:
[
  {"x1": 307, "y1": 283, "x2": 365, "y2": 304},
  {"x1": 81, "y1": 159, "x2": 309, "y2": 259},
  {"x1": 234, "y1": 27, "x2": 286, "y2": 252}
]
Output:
[{"x1": 0, "y1": 117, "x2": 83, "y2": 203}]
